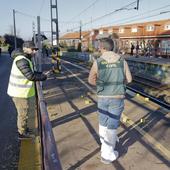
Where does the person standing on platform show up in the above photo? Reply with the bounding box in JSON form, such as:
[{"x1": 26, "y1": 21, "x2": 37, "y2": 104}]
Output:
[
  {"x1": 88, "y1": 37, "x2": 132, "y2": 164},
  {"x1": 130, "y1": 43, "x2": 135, "y2": 56},
  {"x1": 7, "y1": 41, "x2": 47, "y2": 139},
  {"x1": 136, "y1": 42, "x2": 140, "y2": 56},
  {"x1": 51, "y1": 47, "x2": 61, "y2": 73}
]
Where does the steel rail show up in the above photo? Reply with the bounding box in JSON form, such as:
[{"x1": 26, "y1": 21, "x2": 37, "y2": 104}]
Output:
[
  {"x1": 62, "y1": 56, "x2": 170, "y2": 110},
  {"x1": 126, "y1": 86, "x2": 170, "y2": 109}
]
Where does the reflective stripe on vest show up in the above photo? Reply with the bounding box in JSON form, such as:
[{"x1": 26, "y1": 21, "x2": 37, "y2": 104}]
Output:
[
  {"x1": 10, "y1": 73, "x2": 28, "y2": 79},
  {"x1": 96, "y1": 57, "x2": 125, "y2": 96},
  {"x1": 9, "y1": 81, "x2": 33, "y2": 88},
  {"x1": 7, "y1": 55, "x2": 35, "y2": 98}
]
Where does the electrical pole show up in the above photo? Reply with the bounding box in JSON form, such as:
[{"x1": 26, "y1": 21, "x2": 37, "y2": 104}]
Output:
[
  {"x1": 13, "y1": 9, "x2": 17, "y2": 49},
  {"x1": 135, "y1": 0, "x2": 140, "y2": 10},
  {"x1": 32, "y1": 22, "x2": 36, "y2": 47},
  {"x1": 50, "y1": 0, "x2": 53, "y2": 46},
  {"x1": 37, "y1": 16, "x2": 42, "y2": 71},
  {"x1": 80, "y1": 21, "x2": 82, "y2": 41},
  {"x1": 55, "y1": 0, "x2": 59, "y2": 47},
  {"x1": 50, "y1": 0, "x2": 59, "y2": 47},
  {"x1": 79, "y1": 21, "x2": 82, "y2": 52}
]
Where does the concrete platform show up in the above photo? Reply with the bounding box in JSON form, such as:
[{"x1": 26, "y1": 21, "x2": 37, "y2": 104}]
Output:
[{"x1": 43, "y1": 68, "x2": 170, "y2": 170}]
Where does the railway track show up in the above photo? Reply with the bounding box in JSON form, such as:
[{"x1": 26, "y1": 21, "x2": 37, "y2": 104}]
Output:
[
  {"x1": 57, "y1": 57, "x2": 170, "y2": 167},
  {"x1": 61, "y1": 55, "x2": 170, "y2": 109}
]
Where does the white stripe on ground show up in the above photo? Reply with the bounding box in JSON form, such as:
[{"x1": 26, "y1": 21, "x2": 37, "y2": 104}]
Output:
[
  {"x1": 61, "y1": 59, "x2": 89, "y2": 73},
  {"x1": 62, "y1": 64, "x2": 95, "y2": 94}
]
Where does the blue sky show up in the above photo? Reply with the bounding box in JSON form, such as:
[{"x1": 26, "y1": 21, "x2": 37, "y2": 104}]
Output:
[{"x1": 0, "y1": 0, "x2": 170, "y2": 40}]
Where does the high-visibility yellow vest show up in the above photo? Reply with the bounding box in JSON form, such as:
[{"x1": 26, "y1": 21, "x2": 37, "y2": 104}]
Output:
[
  {"x1": 51, "y1": 53, "x2": 57, "y2": 63},
  {"x1": 7, "y1": 55, "x2": 35, "y2": 98}
]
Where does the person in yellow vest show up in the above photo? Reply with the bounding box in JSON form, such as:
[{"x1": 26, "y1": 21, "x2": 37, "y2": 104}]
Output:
[
  {"x1": 51, "y1": 47, "x2": 61, "y2": 73},
  {"x1": 56, "y1": 49, "x2": 62, "y2": 72},
  {"x1": 7, "y1": 42, "x2": 47, "y2": 139}
]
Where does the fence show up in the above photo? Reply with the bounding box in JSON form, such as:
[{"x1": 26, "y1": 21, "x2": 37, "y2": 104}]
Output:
[{"x1": 33, "y1": 53, "x2": 62, "y2": 170}]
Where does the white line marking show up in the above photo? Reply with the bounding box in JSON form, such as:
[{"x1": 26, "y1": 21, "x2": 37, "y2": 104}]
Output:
[
  {"x1": 61, "y1": 59, "x2": 89, "y2": 73},
  {"x1": 62, "y1": 64, "x2": 95, "y2": 94}
]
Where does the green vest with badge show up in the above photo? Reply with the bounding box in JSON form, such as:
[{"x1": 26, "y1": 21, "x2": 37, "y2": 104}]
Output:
[
  {"x1": 7, "y1": 55, "x2": 35, "y2": 98},
  {"x1": 96, "y1": 57, "x2": 125, "y2": 96}
]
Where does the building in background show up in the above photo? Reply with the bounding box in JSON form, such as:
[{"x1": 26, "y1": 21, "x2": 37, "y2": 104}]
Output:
[
  {"x1": 59, "y1": 31, "x2": 90, "y2": 51},
  {"x1": 60, "y1": 19, "x2": 170, "y2": 57}
]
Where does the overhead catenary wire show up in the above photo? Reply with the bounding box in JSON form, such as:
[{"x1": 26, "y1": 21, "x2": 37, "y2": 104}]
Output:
[
  {"x1": 65, "y1": 2, "x2": 170, "y2": 33},
  {"x1": 15, "y1": 9, "x2": 79, "y2": 24},
  {"x1": 15, "y1": 10, "x2": 49, "y2": 22},
  {"x1": 68, "y1": 0, "x2": 101, "y2": 22},
  {"x1": 66, "y1": 0, "x2": 141, "y2": 32},
  {"x1": 38, "y1": 0, "x2": 46, "y2": 15},
  {"x1": 84, "y1": 0, "x2": 137, "y2": 25},
  {"x1": 117, "y1": 10, "x2": 170, "y2": 26},
  {"x1": 15, "y1": 10, "x2": 37, "y2": 19},
  {"x1": 60, "y1": 8, "x2": 170, "y2": 36},
  {"x1": 95, "y1": 4, "x2": 170, "y2": 28}
]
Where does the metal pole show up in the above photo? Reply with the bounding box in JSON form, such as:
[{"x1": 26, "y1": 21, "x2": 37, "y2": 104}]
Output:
[
  {"x1": 37, "y1": 16, "x2": 42, "y2": 72},
  {"x1": 55, "y1": 0, "x2": 59, "y2": 47},
  {"x1": 80, "y1": 21, "x2": 82, "y2": 41},
  {"x1": 136, "y1": 0, "x2": 139, "y2": 10},
  {"x1": 13, "y1": 9, "x2": 17, "y2": 49},
  {"x1": 79, "y1": 21, "x2": 82, "y2": 52},
  {"x1": 32, "y1": 22, "x2": 37, "y2": 47},
  {"x1": 50, "y1": 0, "x2": 53, "y2": 46},
  {"x1": 37, "y1": 16, "x2": 41, "y2": 50},
  {"x1": 50, "y1": 0, "x2": 59, "y2": 47}
]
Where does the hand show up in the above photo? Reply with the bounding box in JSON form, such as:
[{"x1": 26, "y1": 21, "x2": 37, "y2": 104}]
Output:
[{"x1": 44, "y1": 70, "x2": 53, "y2": 76}]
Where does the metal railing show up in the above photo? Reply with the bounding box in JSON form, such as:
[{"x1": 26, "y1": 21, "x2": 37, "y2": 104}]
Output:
[
  {"x1": 36, "y1": 81, "x2": 62, "y2": 170},
  {"x1": 33, "y1": 53, "x2": 62, "y2": 170}
]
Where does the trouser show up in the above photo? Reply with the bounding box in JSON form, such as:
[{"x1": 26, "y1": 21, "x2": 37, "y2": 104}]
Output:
[
  {"x1": 12, "y1": 96, "x2": 36, "y2": 135},
  {"x1": 98, "y1": 97, "x2": 124, "y2": 161},
  {"x1": 52, "y1": 59, "x2": 61, "y2": 73},
  {"x1": 56, "y1": 58, "x2": 61, "y2": 72}
]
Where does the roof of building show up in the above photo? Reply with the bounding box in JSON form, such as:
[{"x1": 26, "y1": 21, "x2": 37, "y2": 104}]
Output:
[
  {"x1": 117, "y1": 19, "x2": 170, "y2": 28},
  {"x1": 98, "y1": 19, "x2": 170, "y2": 30},
  {"x1": 60, "y1": 31, "x2": 90, "y2": 40},
  {"x1": 60, "y1": 19, "x2": 170, "y2": 40}
]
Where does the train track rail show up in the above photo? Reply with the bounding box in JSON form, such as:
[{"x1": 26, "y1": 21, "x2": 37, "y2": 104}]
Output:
[
  {"x1": 126, "y1": 86, "x2": 170, "y2": 109},
  {"x1": 61, "y1": 56, "x2": 170, "y2": 109}
]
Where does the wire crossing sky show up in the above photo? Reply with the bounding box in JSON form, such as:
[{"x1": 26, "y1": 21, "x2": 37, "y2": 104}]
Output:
[{"x1": 0, "y1": 0, "x2": 170, "y2": 40}]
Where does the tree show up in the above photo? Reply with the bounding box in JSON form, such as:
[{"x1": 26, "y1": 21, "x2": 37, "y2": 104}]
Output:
[
  {"x1": 0, "y1": 36, "x2": 5, "y2": 46},
  {"x1": 4, "y1": 34, "x2": 24, "y2": 48}
]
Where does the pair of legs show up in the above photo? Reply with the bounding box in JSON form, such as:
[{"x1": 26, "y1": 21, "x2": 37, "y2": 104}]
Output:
[
  {"x1": 12, "y1": 96, "x2": 37, "y2": 136},
  {"x1": 52, "y1": 59, "x2": 61, "y2": 73},
  {"x1": 98, "y1": 97, "x2": 124, "y2": 163}
]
